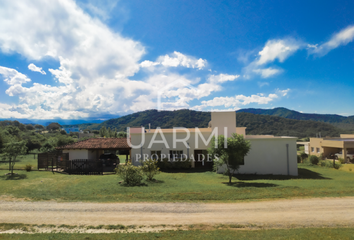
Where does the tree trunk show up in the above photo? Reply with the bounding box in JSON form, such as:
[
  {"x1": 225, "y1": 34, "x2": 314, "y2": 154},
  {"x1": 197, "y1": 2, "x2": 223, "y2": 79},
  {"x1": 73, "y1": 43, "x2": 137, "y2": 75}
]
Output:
[{"x1": 229, "y1": 173, "x2": 232, "y2": 184}]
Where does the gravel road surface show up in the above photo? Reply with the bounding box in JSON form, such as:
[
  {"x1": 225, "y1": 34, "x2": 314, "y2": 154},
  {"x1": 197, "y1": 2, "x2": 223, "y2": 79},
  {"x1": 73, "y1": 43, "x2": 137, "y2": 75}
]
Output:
[{"x1": 1, "y1": 197, "x2": 354, "y2": 227}]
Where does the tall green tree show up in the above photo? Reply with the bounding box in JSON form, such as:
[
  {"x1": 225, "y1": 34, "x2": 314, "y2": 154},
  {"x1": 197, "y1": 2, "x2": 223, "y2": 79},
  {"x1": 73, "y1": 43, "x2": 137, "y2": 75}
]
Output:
[
  {"x1": 99, "y1": 126, "x2": 107, "y2": 137},
  {"x1": 46, "y1": 122, "x2": 61, "y2": 132},
  {"x1": 2, "y1": 141, "x2": 27, "y2": 175},
  {"x1": 34, "y1": 124, "x2": 44, "y2": 131},
  {"x1": 208, "y1": 134, "x2": 251, "y2": 184}
]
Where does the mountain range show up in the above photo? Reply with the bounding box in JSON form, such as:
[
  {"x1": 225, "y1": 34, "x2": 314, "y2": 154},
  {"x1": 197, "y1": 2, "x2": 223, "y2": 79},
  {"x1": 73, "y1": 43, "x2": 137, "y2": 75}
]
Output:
[
  {"x1": 237, "y1": 107, "x2": 354, "y2": 130},
  {"x1": 65, "y1": 108, "x2": 349, "y2": 138}
]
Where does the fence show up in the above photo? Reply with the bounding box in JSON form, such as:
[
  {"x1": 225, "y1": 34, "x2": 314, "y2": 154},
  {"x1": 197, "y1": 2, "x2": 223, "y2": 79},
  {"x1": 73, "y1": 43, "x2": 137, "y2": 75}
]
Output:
[
  {"x1": 38, "y1": 151, "x2": 69, "y2": 171},
  {"x1": 38, "y1": 151, "x2": 116, "y2": 175}
]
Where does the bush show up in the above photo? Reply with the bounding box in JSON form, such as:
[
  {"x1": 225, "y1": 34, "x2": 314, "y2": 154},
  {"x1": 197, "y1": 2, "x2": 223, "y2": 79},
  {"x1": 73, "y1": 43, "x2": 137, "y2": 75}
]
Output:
[
  {"x1": 297, "y1": 155, "x2": 301, "y2": 163},
  {"x1": 141, "y1": 159, "x2": 160, "y2": 181},
  {"x1": 25, "y1": 164, "x2": 32, "y2": 172},
  {"x1": 320, "y1": 160, "x2": 342, "y2": 169},
  {"x1": 300, "y1": 152, "x2": 308, "y2": 163},
  {"x1": 338, "y1": 158, "x2": 346, "y2": 164},
  {"x1": 116, "y1": 162, "x2": 143, "y2": 186},
  {"x1": 309, "y1": 155, "x2": 319, "y2": 165}
]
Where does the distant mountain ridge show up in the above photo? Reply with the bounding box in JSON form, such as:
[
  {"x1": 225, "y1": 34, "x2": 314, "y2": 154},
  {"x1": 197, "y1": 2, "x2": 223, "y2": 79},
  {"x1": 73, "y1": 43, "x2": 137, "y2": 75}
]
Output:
[
  {"x1": 0, "y1": 118, "x2": 107, "y2": 126},
  {"x1": 77, "y1": 109, "x2": 346, "y2": 138},
  {"x1": 237, "y1": 107, "x2": 354, "y2": 130}
]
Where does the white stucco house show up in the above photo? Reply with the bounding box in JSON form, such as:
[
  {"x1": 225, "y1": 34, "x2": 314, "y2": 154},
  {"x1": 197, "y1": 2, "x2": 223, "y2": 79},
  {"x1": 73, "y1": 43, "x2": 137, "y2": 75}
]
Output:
[{"x1": 129, "y1": 111, "x2": 298, "y2": 176}]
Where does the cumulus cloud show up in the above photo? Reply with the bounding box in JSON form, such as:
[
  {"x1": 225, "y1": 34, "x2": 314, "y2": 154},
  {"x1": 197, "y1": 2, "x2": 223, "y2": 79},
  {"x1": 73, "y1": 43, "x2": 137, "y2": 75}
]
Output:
[
  {"x1": 242, "y1": 38, "x2": 303, "y2": 79},
  {"x1": 309, "y1": 25, "x2": 354, "y2": 56},
  {"x1": 193, "y1": 88, "x2": 290, "y2": 111},
  {"x1": 154, "y1": 73, "x2": 240, "y2": 111},
  {"x1": 0, "y1": 0, "x2": 146, "y2": 118},
  {"x1": 140, "y1": 51, "x2": 207, "y2": 70},
  {"x1": 0, "y1": 66, "x2": 31, "y2": 85},
  {"x1": 0, "y1": 0, "x2": 241, "y2": 118},
  {"x1": 208, "y1": 74, "x2": 240, "y2": 83},
  {"x1": 256, "y1": 39, "x2": 302, "y2": 65},
  {"x1": 28, "y1": 63, "x2": 46, "y2": 74}
]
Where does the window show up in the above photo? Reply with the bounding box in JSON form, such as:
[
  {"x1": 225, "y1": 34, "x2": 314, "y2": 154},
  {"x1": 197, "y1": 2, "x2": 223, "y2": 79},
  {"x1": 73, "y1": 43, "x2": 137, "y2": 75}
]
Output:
[
  {"x1": 151, "y1": 151, "x2": 161, "y2": 160},
  {"x1": 316, "y1": 148, "x2": 320, "y2": 153},
  {"x1": 169, "y1": 150, "x2": 183, "y2": 159},
  {"x1": 311, "y1": 147, "x2": 314, "y2": 152}
]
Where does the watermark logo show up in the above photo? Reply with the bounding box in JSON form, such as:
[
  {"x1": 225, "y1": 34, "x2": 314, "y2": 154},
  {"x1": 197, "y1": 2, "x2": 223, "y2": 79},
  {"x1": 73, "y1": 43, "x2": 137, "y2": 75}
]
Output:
[{"x1": 127, "y1": 127, "x2": 228, "y2": 150}]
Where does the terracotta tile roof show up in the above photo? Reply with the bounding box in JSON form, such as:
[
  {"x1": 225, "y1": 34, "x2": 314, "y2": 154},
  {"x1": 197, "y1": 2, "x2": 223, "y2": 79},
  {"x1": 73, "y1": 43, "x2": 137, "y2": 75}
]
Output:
[{"x1": 57, "y1": 138, "x2": 131, "y2": 150}]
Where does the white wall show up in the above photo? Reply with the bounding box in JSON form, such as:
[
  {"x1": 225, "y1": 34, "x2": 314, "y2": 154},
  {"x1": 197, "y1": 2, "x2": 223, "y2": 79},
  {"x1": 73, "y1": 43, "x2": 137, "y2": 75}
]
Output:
[
  {"x1": 217, "y1": 137, "x2": 298, "y2": 176},
  {"x1": 63, "y1": 149, "x2": 89, "y2": 160}
]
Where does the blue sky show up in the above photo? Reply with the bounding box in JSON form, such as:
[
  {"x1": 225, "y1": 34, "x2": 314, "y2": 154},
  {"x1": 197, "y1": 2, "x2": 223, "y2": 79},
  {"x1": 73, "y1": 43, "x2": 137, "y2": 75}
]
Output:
[{"x1": 0, "y1": 0, "x2": 354, "y2": 119}]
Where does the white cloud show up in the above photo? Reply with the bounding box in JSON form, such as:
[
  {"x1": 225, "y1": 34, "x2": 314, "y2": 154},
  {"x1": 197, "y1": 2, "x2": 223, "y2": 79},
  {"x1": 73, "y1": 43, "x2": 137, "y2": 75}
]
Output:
[
  {"x1": 256, "y1": 38, "x2": 302, "y2": 65},
  {"x1": 152, "y1": 73, "x2": 240, "y2": 111},
  {"x1": 28, "y1": 63, "x2": 46, "y2": 74},
  {"x1": 193, "y1": 89, "x2": 290, "y2": 111},
  {"x1": 0, "y1": 0, "x2": 146, "y2": 119},
  {"x1": 140, "y1": 51, "x2": 207, "y2": 70},
  {"x1": 242, "y1": 38, "x2": 302, "y2": 79},
  {"x1": 309, "y1": 25, "x2": 354, "y2": 56},
  {"x1": 252, "y1": 67, "x2": 282, "y2": 78},
  {"x1": 208, "y1": 74, "x2": 240, "y2": 83},
  {"x1": 0, "y1": 0, "x2": 239, "y2": 118},
  {"x1": 0, "y1": 66, "x2": 31, "y2": 85}
]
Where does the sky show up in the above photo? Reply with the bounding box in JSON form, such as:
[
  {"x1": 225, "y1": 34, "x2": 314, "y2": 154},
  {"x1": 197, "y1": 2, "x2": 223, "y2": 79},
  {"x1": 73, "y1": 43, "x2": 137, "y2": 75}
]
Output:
[{"x1": 0, "y1": 0, "x2": 354, "y2": 120}]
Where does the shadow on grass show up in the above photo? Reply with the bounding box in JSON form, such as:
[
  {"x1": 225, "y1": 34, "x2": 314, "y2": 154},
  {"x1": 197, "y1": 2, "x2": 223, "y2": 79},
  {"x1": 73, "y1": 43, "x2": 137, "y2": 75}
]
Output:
[
  {"x1": 0, "y1": 173, "x2": 27, "y2": 180},
  {"x1": 222, "y1": 181, "x2": 278, "y2": 188},
  {"x1": 120, "y1": 182, "x2": 148, "y2": 187},
  {"x1": 234, "y1": 168, "x2": 331, "y2": 181}
]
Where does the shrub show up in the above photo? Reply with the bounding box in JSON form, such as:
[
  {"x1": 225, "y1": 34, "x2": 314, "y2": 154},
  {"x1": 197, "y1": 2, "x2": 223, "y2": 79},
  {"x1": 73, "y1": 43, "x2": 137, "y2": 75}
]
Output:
[
  {"x1": 320, "y1": 160, "x2": 342, "y2": 169},
  {"x1": 116, "y1": 162, "x2": 143, "y2": 186},
  {"x1": 297, "y1": 155, "x2": 301, "y2": 163},
  {"x1": 25, "y1": 164, "x2": 32, "y2": 172},
  {"x1": 300, "y1": 152, "x2": 308, "y2": 163},
  {"x1": 309, "y1": 155, "x2": 319, "y2": 165},
  {"x1": 141, "y1": 159, "x2": 160, "y2": 181},
  {"x1": 338, "y1": 158, "x2": 346, "y2": 164}
]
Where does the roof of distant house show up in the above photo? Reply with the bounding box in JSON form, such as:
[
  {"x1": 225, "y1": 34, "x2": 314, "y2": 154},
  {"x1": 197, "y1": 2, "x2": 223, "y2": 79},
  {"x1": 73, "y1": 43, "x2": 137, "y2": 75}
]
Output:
[{"x1": 56, "y1": 138, "x2": 131, "y2": 150}]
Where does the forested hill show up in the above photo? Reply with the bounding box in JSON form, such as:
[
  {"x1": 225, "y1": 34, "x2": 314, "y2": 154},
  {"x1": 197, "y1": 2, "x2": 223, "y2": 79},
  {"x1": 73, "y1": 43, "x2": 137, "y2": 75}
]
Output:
[
  {"x1": 79, "y1": 109, "x2": 346, "y2": 138},
  {"x1": 237, "y1": 107, "x2": 354, "y2": 130}
]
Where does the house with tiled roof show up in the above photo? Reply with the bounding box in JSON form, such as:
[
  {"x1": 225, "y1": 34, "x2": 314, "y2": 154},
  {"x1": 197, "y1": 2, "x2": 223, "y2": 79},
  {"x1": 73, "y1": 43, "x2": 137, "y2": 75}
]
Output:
[{"x1": 57, "y1": 137, "x2": 131, "y2": 162}]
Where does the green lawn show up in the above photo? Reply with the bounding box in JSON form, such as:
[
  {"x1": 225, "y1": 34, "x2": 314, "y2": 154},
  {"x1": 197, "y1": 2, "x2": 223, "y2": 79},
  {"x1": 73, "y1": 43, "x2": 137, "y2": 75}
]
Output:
[
  {"x1": 0, "y1": 163, "x2": 354, "y2": 202},
  {"x1": 0, "y1": 154, "x2": 38, "y2": 170},
  {"x1": 0, "y1": 228, "x2": 353, "y2": 240}
]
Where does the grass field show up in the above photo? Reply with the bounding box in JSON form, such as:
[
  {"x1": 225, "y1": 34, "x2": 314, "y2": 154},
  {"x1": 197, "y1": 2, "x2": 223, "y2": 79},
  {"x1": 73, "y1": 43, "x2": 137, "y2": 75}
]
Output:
[
  {"x1": 0, "y1": 162, "x2": 354, "y2": 202},
  {"x1": 0, "y1": 228, "x2": 353, "y2": 239}
]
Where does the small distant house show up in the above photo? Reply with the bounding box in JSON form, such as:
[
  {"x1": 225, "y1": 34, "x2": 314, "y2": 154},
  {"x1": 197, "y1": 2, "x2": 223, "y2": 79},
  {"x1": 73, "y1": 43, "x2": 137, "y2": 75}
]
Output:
[{"x1": 309, "y1": 134, "x2": 354, "y2": 160}]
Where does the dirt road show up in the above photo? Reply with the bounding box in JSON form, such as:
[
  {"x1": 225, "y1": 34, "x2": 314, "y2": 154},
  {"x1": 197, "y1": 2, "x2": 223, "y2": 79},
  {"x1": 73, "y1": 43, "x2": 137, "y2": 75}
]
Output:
[{"x1": 1, "y1": 197, "x2": 354, "y2": 228}]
